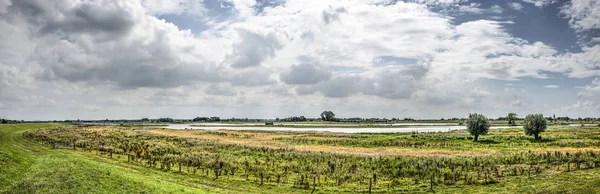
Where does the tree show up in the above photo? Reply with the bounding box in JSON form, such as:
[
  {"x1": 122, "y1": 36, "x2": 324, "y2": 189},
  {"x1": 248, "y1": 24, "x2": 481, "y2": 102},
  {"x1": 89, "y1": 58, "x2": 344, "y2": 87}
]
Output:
[
  {"x1": 320, "y1": 111, "x2": 336, "y2": 121},
  {"x1": 193, "y1": 117, "x2": 209, "y2": 122},
  {"x1": 157, "y1": 118, "x2": 174, "y2": 123},
  {"x1": 466, "y1": 113, "x2": 490, "y2": 141},
  {"x1": 141, "y1": 118, "x2": 150, "y2": 122},
  {"x1": 507, "y1": 113, "x2": 518, "y2": 126},
  {"x1": 523, "y1": 114, "x2": 547, "y2": 141}
]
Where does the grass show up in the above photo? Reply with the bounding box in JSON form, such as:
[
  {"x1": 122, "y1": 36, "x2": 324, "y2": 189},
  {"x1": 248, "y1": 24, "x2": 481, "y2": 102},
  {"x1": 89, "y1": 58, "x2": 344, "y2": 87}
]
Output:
[
  {"x1": 3, "y1": 123, "x2": 600, "y2": 193},
  {"x1": 0, "y1": 124, "x2": 301, "y2": 194}
]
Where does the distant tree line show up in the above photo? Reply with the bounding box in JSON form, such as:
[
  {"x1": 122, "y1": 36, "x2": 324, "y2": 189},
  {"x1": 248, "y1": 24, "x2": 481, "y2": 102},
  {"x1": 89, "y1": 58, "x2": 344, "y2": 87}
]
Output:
[
  {"x1": 280, "y1": 116, "x2": 308, "y2": 122},
  {"x1": 192, "y1": 117, "x2": 221, "y2": 122},
  {"x1": 0, "y1": 118, "x2": 22, "y2": 124}
]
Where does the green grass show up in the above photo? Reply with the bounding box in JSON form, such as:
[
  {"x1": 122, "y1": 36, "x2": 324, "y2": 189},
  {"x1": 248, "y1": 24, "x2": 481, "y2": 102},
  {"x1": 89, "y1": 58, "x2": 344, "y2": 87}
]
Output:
[
  {"x1": 3, "y1": 124, "x2": 600, "y2": 193},
  {"x1": 0, "y1": 124, "x2": 301, "y2": 194}
]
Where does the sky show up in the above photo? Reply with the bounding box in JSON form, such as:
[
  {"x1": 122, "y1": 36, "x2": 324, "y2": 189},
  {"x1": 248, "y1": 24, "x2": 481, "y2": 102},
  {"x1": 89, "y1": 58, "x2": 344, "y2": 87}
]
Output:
[{"x1": 0, "y1": 0, "x2": 599, "y2": 120}]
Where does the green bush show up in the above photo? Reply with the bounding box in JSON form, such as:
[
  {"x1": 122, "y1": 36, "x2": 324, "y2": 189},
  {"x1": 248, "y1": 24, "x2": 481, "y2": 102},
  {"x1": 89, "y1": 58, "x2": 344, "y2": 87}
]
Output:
[
  {"x1": 466, "y1": 113, "x2": 489, "y2": 141},
  {"x1": 523, "y1": 114, "x2": 547, "y2": 141}
]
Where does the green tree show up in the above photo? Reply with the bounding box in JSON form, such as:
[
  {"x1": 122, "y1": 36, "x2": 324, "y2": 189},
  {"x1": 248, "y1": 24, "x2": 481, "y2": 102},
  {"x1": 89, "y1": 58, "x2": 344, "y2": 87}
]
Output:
[
  {"x1": 320, "y1": 111, "x2": 336, "y2": 121},
  {"x1": 141, "y1": 118, "x2": 150, "y2": 122},
  {"x1": 523, "y1": 114, "x2": 547, "y2": 141},
  {"x1": 466, "y1": 113, "x2": 490, "y2": 141},
  {"x1": 507, "y1": 113, "x2": 518, "y2": 125}
]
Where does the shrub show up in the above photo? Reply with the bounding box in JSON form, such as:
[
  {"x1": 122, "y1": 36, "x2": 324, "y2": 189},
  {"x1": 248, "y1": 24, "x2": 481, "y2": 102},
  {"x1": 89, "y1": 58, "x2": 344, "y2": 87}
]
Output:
[
  {"x1": 466, "y1": 113, "x2": 490, "y2": 141},
  {"x1": 523, "y1": 114, "x2": 547, "y2": 141}
]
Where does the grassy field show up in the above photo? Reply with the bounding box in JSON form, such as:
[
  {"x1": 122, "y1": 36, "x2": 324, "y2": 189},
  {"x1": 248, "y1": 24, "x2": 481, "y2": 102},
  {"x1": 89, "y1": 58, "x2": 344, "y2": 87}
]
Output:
[
  {"x1": 3, "y1": 124, "x2": 600, "y2": 193},
  {"x1": 0, "y1": 124, "x2": 297, "y2": 194}
]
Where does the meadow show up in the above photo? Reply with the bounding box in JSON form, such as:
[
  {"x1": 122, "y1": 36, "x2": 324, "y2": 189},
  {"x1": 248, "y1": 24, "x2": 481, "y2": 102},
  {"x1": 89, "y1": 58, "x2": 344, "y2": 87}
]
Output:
[{"x1": 2, "y1": 123, "x2": 600, "y2": 193}]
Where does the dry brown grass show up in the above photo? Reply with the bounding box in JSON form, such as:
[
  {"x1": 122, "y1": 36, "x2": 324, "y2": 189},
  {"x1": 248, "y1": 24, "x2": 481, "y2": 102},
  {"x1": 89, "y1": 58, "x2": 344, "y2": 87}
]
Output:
[
  {"x1": 148, "y1": 129, "x2": 496, "y2": 157},
  {"x1": 533, "y1": 147, "x2": 600, "y2": 153}
]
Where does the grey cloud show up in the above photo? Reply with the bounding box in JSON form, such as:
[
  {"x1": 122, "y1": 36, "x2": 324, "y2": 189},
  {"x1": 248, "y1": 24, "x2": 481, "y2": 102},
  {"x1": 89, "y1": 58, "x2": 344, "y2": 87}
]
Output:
[
  {"x1": 36, "y1": 35, "x2": 222, "y2": 89},
  {"x1": 319, "y1": 76, "x2": 361, "y2": 98},
  {"x1": 322, "y1": 6, "x2": 346, "y2": 24},
  {"x1": 205, "y1": 84, "x2": 237, "y2": 96},
  {"x1": 41, "y1": 3, "x2": 134, "y2": 36},
  {"x1": 12, "y1": 0, "x2": 134, "y2": 37},
  {"x1": 42, "y1": 61, "x2": 219, "y2": 89},
  {"x1": 94, "y1": 65, "x2": 214, "y2": 89},
  {"x1": 280, "y1": 64, "x2": 331, "y2": 85},
  {"x1": 294, "y1": 75, "x2": 361, "y2": 98},
  {"x1": 10, "y1": 0, "x2": 254, "y2": 90},
  {"x1": 363, "y1": 64, "x2": 429, "y2": 99},
  {"x1": 228, "y1": 29, "x2": 281, "y2": 68},
  {"x1": 226, "y1": 67, "x2": 276, "y2": 86},
  {"x1": 294, "y1": 86, "x2": 317, "y2": 95},
  {"x1": 0, "y1": 0, "x2": 10, "y2": 14},
  {"x1": 373, "y1": 56, "x2": 419, "y2": 66},
  {"x1": 292, "y1": 63, "x2": 429, "y2": 99},
  {"x1": 511, "y1": 100, "x2": 526, "y2": 107},
  {"x1": 264, "y1": 85, "x2": 291, "y2": 96}
]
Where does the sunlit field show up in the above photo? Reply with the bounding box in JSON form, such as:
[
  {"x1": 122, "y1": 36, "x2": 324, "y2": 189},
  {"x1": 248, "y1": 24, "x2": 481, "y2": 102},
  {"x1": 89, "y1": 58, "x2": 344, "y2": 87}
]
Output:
[{"x1": 3, "y1": 123, "x2": 600, "y2": 193}]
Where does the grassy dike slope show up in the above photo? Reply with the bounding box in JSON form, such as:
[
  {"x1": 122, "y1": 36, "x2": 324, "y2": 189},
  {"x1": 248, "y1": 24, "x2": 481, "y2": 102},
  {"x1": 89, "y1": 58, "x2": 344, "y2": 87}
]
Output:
[{"x1": 0, "y1": 124, "x2": 295, "y2": 194}]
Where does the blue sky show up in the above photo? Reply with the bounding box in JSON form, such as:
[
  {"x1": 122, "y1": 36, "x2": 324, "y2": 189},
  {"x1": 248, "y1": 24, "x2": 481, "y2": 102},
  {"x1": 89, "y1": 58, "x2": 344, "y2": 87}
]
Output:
[{"x1": 0, "y1": 0, "x2": 599, "y2": 120}]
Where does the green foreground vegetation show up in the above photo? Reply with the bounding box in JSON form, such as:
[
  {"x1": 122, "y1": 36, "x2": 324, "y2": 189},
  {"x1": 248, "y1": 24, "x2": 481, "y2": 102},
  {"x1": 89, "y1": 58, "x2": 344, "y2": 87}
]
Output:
[
  {"x1": 2, "y1": 123, "x2": 600, "y2": 193},
  {"x1": 0, "y1": 124, "x2": 295, "y2": 194}
]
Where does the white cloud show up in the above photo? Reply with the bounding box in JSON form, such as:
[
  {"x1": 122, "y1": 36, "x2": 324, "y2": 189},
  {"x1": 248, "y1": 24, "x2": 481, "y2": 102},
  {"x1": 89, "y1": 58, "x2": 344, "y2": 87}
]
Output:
[
  {"x1": 522, "y1": 0, "x2": 557, "y2": 7},
  {"x1": 544, "y1": 85, "x2": 560, "y2": 88},
  {"x1": 141, "y1": 0, "x2": 207, "y2": 16},
  {"x1": 280, "y1": 64, "x2": 331, "y2": 85},
  {"x1": 511, "y1": 100, "x2": 526, "y2": 107},
  {"x1": 1, "y1": 0, "x2": 599, "y2": 120},
  {"x1": 508, "y1": 2, "x2": 524, "y2": 11},
  {"x1": 561, "y1": 0, "x2": 600, "y2": 32},
  {"x1": 570, "y1": 78, "x2": 600, "y2": 111}
]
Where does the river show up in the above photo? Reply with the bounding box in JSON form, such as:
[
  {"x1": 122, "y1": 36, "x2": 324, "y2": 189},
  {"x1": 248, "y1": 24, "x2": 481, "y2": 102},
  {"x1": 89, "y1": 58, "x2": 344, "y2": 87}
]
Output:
[{"x1": 161, "y1": 124, "x2": 521, "y2": 133}]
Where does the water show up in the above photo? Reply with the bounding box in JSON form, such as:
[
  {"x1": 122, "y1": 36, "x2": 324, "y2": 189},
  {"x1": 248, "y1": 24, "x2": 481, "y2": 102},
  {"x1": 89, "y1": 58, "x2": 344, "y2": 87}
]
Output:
[
  {"x1": 162, "y1": 124, "x2": 520, "y2": 133},
  {"x1": 193, "y1": 122, "x2": 458, "y2": 127},
  {"x1": 568, "y1": 124, "x2": 598, "y2": 127}
]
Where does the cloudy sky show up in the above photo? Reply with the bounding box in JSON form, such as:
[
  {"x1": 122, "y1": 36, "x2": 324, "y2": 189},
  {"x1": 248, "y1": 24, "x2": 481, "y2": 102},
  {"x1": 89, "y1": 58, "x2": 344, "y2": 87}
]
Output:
[{"x1": 0, "y1": 0, "x2": 599, "y2": 120}]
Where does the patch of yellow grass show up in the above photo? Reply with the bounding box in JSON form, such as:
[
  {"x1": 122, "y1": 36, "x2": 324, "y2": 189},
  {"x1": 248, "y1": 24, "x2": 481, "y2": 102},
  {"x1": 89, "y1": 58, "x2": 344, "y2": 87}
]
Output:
[{"x1": 148, "y1": 129, "x2": 495, "y2": 157}]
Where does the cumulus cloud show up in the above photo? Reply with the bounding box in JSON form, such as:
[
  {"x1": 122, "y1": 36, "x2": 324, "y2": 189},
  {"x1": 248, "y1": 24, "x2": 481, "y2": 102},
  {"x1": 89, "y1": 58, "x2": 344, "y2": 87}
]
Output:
[
  {"x1": 570, "y1": 78, "x2": 600, "y2": 110},
  {"x1": 280, "y1": 64, "x2": 331, "y2": 85},
  {"x1": 508, "y1": 2, "x2": 524, "y2": 11},
  {"x1": 561, "y1": 0, "x2": 600, "y2": 32},
  {"x1": 521, "y1": 0, "x2": 557, "y2": 7},
  {"x1": 1, "y1": 0, "x2": 599, "y2": 119},
  {"x1": 226, "y1": 29, "x2": 281, "y2": 68},
  {"x1": 560, "y1": 0, "x2": 600, "y2": 45},
  {"x1": 205, "y1": 84, "x2": 237, "y2": 96},
  {"x1": 141, "y1": 0, "x2": 207, "y2": 16},
  {"x1": 363, "y1": 64, "x2": 429, "y2": 99}
]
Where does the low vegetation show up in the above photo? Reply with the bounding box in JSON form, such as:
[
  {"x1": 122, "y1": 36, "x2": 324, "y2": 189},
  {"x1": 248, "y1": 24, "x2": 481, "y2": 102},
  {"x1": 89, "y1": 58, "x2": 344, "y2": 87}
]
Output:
[
  {"x1": 15, "y1": 122, "x2": 600, "y2": 193},
  {"x1": 466, "y1": 113, "x2": 490, "y2": 141},
  {"x1": 523, "y1": 114, "x2": 548, "y2": 141}
]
